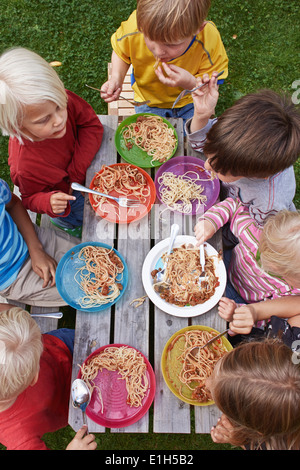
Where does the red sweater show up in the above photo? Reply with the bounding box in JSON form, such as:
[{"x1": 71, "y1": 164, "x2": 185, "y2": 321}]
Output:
[
  {"x1": 0, "y1": 334, "x2": 72, "y2": 450},
  {"x1": 8, "y1": 90, "x2": 103, "y2": 217}
]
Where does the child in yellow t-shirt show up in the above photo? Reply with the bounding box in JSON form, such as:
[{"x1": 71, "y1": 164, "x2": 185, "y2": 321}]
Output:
[{"x1": 101, "y1": 0, "x2": 228, "y2": 125}]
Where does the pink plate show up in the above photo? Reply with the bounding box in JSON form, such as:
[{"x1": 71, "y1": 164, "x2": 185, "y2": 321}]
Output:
[{"x1": 78, "y1": 344, "x2": 155, "y2": 428}]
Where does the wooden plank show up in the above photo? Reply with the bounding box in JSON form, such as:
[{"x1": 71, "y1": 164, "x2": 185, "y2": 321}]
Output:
[
  {"x1": 112, "y1": 215, "x2": 152, "y2": 433},
  {"x1": 68, "y1": 115, "x2": 119, "y2": 432},
  {"x1": 185, "y1": 146, "x2": 226, "y2": 433},
  {"x1": 152, "y1": 119, "x2": 191, "y2": 433}
]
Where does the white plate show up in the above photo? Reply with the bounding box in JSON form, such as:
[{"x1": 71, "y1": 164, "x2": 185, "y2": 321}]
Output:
[{"x1": 142, "y1": 235, "x2": 226, "y2": 318}]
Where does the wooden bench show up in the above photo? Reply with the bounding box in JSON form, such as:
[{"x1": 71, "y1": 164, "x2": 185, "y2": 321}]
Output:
[
  {"x1": 107, "y1": 63, "x2": 136, "y2": 121},
  {"x1": 0, "y1": 186, "x2": 63, "y2": 333}
]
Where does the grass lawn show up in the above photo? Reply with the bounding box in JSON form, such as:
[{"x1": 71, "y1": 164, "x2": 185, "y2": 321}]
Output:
[{"x1": 0, "y1": 0, "x2": 299, "y2": 451}]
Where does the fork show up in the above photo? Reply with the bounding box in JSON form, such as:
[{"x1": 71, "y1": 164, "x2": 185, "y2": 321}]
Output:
[
  {"x1": 172, "y1": 70, "x2": 224, "y2": 109},
  {"x1": 198, "y1": 244, "x2": 206, "y2": 285},
  {"x1": 155, "y1": 223, "x2": 180, "y2": 284},
  {"x1": 85, "y1": 84, "x2": 150, "y2": 106},
  {"x1": 71, "y1": 182, "x2": 141, "y2": 208}
]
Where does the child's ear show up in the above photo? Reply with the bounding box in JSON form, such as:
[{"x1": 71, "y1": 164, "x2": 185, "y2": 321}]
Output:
[
  {"x1": 197, "y1": 22, "x2": 208, "y2": 33},
  {"x1": 30, "y1": 371, "x2": 39, "y2": 387}
]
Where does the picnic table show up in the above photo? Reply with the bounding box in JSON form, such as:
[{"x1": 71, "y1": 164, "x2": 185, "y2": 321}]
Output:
[{"x1": 68, "y1": 114, "x2": 226, "y2": 434}]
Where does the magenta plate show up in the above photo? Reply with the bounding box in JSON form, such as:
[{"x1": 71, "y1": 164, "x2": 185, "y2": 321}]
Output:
[
  {"x1": 154, "y1": 155, "x2": 220, "y2": 215},
  {"x1": 78, "y1": 344, "x2": 155, "y2": 428}
]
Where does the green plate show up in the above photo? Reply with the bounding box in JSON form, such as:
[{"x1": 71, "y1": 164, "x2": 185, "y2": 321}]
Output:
[{"x1": 115, "y1": 113, "x2": 178, "y2": 169}]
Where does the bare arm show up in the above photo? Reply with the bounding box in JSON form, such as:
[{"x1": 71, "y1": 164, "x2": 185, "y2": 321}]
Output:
[{"x1": 100, "y1": 51, "x2": 130, "y2": 102}]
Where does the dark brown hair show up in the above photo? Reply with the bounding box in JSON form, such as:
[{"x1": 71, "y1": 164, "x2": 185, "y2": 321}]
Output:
[{"x1": 204, "y1": 90, "x2": 300, "y2": 177}]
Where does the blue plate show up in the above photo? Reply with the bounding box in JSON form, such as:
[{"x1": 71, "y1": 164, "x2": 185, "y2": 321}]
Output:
[{"x1": 56, "y1": 242, "x2": 128, "y2": 312}]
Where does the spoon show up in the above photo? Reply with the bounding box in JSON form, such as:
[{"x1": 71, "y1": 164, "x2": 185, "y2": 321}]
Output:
[
  {"x1": 71, "y1": 378, "x2": 91, "y2": 433},
  {"x1": 190, "y1": 329, "x2": 230, "y2": 357},
  {"x1": 155, "y1": 223, "x2": 180, "y2": 284}
]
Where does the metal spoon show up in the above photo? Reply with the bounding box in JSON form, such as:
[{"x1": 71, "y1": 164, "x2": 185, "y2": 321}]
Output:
[
  {"x1": 71, "y1": 378, "x2": 91, "y2": 433},
  {"x1": 190, "y1": 328, "x2": 230, "y2": 357},
  {"x1": 155, "y1": 223, "x2": 180, "y2": 284}
]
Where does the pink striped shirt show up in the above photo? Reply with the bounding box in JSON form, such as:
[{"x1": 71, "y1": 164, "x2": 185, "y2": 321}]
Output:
[{"x1": 202, "y1": 198, "x2": 300, "y2": 302}]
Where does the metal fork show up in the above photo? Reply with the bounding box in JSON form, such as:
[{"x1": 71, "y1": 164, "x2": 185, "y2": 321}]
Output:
[
  {"x1": 85, "y1": 84, "x2": 150, "y2": 106},
  {"x1": 198, "y1": 244, "x2": 206, "y2": 285},
  {"x1": 172, "y1": 71, "x2": 224, "y2": 109},
  {"x1": 71, "y1": 182, "x2": 141, "y2": 208}
]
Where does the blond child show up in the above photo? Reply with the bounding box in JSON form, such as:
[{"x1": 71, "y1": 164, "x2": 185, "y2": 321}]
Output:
[
  {"x1": 0, "y1": 47, "x2": 104, "y2": 238},
  {"x1": 101, "y1": 0, "x2": 228, "y2": 124},
  {"x1": 216, "y1": 210, "x2": 300, "y2": 347},
  {"x1": 207, "y1": 339, "x2": 300, "y2": 450},
  {"x1": 187, "y1": 76, "x2": 300, "y2": 226},
  {"x1": 195, "y1": 206, "x2": 300, "y2": 304},
  {"x1": 0, "y1": 304, "x2": 97, "y2": 450}
]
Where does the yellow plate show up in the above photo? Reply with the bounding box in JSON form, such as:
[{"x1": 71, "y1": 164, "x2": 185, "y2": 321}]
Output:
[{"x1": 161, "y1": 325, "x2": 233, "y2": 406}]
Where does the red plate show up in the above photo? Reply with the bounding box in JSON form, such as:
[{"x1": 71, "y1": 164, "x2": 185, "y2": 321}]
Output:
[
  {"x1": 77, "y1": 344, "x2": 156, "y2": 428},
  {"x1": 89, "y1": 163, "x2": 156, "y2": 224}
]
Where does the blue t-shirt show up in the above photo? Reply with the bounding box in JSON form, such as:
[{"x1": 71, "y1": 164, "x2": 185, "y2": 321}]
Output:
[{"x1": 0, "y1": 179, "x2": 28, "y2": 290}]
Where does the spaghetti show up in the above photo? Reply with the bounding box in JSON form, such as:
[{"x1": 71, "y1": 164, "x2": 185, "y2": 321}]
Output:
[
  {"x1": 152, "y1": 244, "x2": 219, "y2": 306},
  {"x1": 80, "y1": 346, "x2": 149, "y2": 413},
  {"x1": 91, "y1": 164, "x2": 150, "y2": 214},
  {"x1": 74, "y1": 245, "x2": 124, "y2": 308},
  {"x1": 158, "y1": 170, "x2": 208, "y2": 213},
  {"x1": 167, "y1": 329, "x2": 227, "y2": 402},
  {"x1": 122, "y1": 115, "x2": 177, "y2": 164}
]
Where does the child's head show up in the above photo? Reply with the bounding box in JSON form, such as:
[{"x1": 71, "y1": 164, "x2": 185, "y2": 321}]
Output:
[
  {"x1": 203, "y1": 89, "x2": 300, "y2": 180},
  {"x1": 0, "y1": 47, "x2": 67, "y2": 142},
  {"x1": 137, "y1": 0, "x2": 211, "y2": 44},
  {"x1": 209, "y1": 339, "x2": 300, "y2": 450},
  {"x1": 258, "y1": 210, "x2": 300, "y2": 288},
  {"x1": 0, "y1": 307, "x2": 43, "y2": 403}
]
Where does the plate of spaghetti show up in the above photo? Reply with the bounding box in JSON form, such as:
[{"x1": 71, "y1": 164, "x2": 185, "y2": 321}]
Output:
[
  {"x1": 88, "y1": 163, "x2": 156, "y2": 224},
  {"x1": 77, "y1": 344, "x2": 155, "y2": 428},
  {"x1": 56, "y1": 242, "x2": 128, "y2": 311},
  {"x1": 154, "y1": 156, "x2": 220, "y2": 215},
  {"x1": 115, "y1": 113, "x2": 178, "y2": 168},
  {"x1": 142, "y1": 235, "x2": 226, "y2": 317},
  {"x1": 161, "y1": 325, "x2": 232, "y2": 405}
]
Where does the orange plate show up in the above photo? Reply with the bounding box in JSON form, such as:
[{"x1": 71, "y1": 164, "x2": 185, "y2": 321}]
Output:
[{"x1": 89, "y1": 163, "x2": 156, "y2": 224}]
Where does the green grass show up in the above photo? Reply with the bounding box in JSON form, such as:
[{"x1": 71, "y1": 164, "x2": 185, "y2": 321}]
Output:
[{"x1": 0, "y1": 0, "x2": 299, "y2": 451}]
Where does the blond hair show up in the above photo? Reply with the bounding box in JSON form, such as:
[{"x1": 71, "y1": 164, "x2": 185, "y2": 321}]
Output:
[
  {"x1": 211, "y1": 339, "x2": 300, "y2": 450},
  {"x1": 0, "y1": 307, "x2": 43, "y2": 401},
  {"x1": 0, "y1": 47, "x2": 67, "y2": 141},
  {"x1": 136, "y1": 0, "x2": 211, "y2": 43},
  {"x1": 259, "y1": 210, "x2": 300, "y2": 283}
]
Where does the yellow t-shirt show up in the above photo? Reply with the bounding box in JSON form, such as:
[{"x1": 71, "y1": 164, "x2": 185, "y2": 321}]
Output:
[{"x1": 111, "y1": 10, "x2": 229, "y2": 108}]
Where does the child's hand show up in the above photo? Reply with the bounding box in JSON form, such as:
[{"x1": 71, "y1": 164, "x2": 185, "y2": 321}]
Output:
[
  {"x1": 218, "y1": 297, "x2": 237, "y2": 322},
  {"x1": 100, "y1": 79, "x2": 122, "y2": 103},
  {"x1": 211, "y1": 414, "x2": 236, "y2": 445},
  {"x1": 50, "y1": 192, "x2": 76, "y2": 215},
  {"x1": 29, "y1": 248, "x2": 57, "y2": 288},
  {"x1": 229, "y1": 305, "x2": 256, "y2": 335},
  {"x1": 194, "y1": 219, "x2": 216, "y2": 246},
  {"x1": 192, "y1": 72, "x2": 219, "y2": 117},
  {"x1": 66, "y1": 426, "x2": 97, "y2": 451},
  {"x1": 155, "y1": 63, "x2": 196, "y2": 90}
]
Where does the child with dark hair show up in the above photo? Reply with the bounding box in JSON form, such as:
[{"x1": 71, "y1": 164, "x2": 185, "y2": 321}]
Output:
[{"x1": 186, "y1": 73, "x2": 300, "y2": 226}]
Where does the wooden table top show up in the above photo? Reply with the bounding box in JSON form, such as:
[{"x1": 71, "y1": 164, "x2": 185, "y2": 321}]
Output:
[{"x1": 68, "y1": 115, "x2": 226, "y2": 434}]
